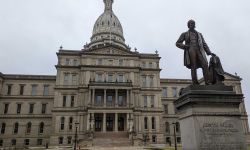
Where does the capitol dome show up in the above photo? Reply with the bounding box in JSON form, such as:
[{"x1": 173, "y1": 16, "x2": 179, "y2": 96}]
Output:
[{"x1": 88, "y1": 0, "x2": 128, "y2": 49}]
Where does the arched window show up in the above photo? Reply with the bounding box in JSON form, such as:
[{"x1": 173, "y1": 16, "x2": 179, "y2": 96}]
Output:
[
  {"x1": 152, "y1": 117, "x2": 156, "y2": 130},
  {"x1": 144, "y1": 117, "x2": 148, "y2": 129},
  {"x1": 26, "y1": 122, "x2": 32, "y2": 134},
  {"x1": 39, "y1": 122, "x2": 44, "y2": 134},
  {"x1": 176, "y1": 122, "x2": 180, "y2": 133},
  {"x1": 69, "y1": 117, "x2": 73, "y2": 130},
  {"x1": 165, "y1": 122, "x2": 170, "y2": 133},
  {"x1": 1, "y1": 123, "x2": 6, "y2": 134},
  {"x1": 60, "y1": 117, "x2": 65, "y2": 130},
  {"x1": 14, "y1": 123, "x2": 19, "y2": 134}
]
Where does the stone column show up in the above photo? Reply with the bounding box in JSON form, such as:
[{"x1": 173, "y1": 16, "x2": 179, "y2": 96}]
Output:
[
  {"x1": 92, "y1": 89, "x2": 95, "y2": 106},
  {"x1": 104, "y1": 89, "x2": 107, "y2": 107},
  {"x1": 103, "y1": 113, "x2": 106, "y2": 132},
  {"x1": 126, "y1": 90, "x2": 129, "y2": 107},
  {"x1": 87, "y1": 113, "x2": 90, "y2": 131},
  {"x1": 115, "y1": 113, "x2": 118, "y2": 132},
  {"x1": 130, "y1": 90, "x2": 134, "y2": 107},
  {"x1": 126, "y1": 113, "x2": 130, "y2": 131},
  {"x1": 115, "y1": 89, "x2": 118, "y2": 107},
  {"x1": 88, "y1": 89, "x2": 91, "y2": 106}
]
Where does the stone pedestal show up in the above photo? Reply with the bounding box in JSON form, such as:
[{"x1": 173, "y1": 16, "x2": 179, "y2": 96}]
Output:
[{"x1": 174, "y1": 85, "x2": 247, "y2": 150}]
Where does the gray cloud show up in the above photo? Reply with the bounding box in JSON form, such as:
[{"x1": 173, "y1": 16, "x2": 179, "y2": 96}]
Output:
[{"x1": 1, "y1": 0, "x2": 250, "y2": 117}]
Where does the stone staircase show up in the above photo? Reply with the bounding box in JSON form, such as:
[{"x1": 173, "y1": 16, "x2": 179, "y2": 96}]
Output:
[{"x1": 93, "y1": 132, "x2": 131, "y2": 147}]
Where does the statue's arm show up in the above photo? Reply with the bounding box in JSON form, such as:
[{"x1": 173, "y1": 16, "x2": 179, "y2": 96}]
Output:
[
  {"x1": 176, "y1": 33, "x2": 186, "y2": 50},
  {"x1": 201, "y1": 34, "x2": 212, "y2": 55}
]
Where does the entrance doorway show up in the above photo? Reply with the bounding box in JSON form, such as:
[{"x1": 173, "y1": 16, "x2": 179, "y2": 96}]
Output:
[
  {"x1": 95, "y1": 115, "x2": 102, "y2": 132},
  {"x1": 118, "y1": 116, "x2": 125, "y2": 131},
  {"x1": 106, "y1": 115, "x2": 114, "y2": 131}
]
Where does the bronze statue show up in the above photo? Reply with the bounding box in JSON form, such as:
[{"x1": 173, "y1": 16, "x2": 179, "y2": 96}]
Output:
[
  {"x1": 209, "y1": 53, "x2": 225, "y2": 84},
  {"x1": 176, "y1": 20, "x2": 212, "y2": 85}
]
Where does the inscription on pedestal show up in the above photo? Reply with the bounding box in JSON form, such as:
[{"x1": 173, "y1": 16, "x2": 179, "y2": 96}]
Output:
[{"x1": 200, "y1": 120, "x2": 244, "y2": 150}]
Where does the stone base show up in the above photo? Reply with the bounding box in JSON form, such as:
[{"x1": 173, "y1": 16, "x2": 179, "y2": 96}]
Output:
[{"x1": 175, "y1": 85, "x2": 247, "y2": 150}]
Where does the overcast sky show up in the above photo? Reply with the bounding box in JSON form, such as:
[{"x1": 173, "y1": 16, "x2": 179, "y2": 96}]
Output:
[{"x1": 1, "y1": 0, "x2": 250, "y2": 116}]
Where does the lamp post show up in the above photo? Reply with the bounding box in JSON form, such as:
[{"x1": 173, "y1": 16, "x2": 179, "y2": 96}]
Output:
[
  {"x1": 172, "y1": 122, "x2": 177, "y2": 150},
  {"x1": 74, "y1": 122, "x2": 79, "y2": 150}
]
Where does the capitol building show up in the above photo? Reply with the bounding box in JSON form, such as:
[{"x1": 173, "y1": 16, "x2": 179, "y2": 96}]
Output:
[{"x1": 0, "y1": 0, "x2": 249, "y2": 148}]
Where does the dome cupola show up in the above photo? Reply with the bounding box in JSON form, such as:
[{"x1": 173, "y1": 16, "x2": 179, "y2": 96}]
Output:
[{"x1": 88, "y1": 0, "x2": 128, "y2": 49}]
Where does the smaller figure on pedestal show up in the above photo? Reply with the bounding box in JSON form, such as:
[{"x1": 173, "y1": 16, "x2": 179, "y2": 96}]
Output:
[{"x1": 209, "y1": 53, "x2": 225, "y2": 85}]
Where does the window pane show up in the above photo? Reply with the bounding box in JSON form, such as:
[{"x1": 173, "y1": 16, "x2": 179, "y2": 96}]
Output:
[
  {"x1": 20, "y1": 85, "x2": 25, "y2": 95},
  {"x1": 162, "y1": 87, "x2": 167, "y2": 97},
  {"x1": 7, "y1": 85, "x2": 12, "y2": 95},
  {"x1": 17, "y1": 104, "x2": 22, "y2": 114},
  {"x1": 42, "y1": 104, "x2": 46, "y2": 114},
  {"x1": 4, "y1": 104, "x2": 9, "y2": 114},
  {"x1": 29, "y1": 104, "x2": 34, "y2": 114},
  {"x1": 144, "y1": 96, "x2": 147, "y2": 108},
  {"x1": 31, "y1": 85, "x2": 37, "y2": 96},
  {"x1": 43, "y1": 85, "x2": 49, "y2": 96}
]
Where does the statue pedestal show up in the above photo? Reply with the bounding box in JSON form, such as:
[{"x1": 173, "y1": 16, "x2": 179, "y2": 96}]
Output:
[{"x1": 175, "y1": 85, "x2": 247, "y2": 150}]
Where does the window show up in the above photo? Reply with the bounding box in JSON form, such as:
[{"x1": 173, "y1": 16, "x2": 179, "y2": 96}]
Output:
[
  {"x1": 165, "y1": 122, "x2": 170, "y2": 133},
  {"x1": 152, "y1": 117, "x2": 156, "y2": 130},
  {"x1": 119, "y1": 59, "x2": 123, "y2": 66},
  {"x1": 63, "y1": 96, "x2": 67, "y2": 107},
  {"x1": 172, "y1": 87, "x2": 177, "y2": 98},
  {"x1": 118, "y1": 75, "x2": 123, "y2": 82},
  {"x1": 162, "y1": 87, "x2": 167, "y2": 97},
  {"x1": 64, "y1": 73, "x2": 69, "y2": 84},
  {"x1": 65, "y1": 58, "x2": 70, "y2": 65},
  {"x1": 142, "y1": 76, "x2": 146, "y2": 87},
  {"x1": 108, "y1": 74, "x2": 113, "y2": 82},
  {"x1": 26, "y1": 122, "x2": 32, "y2": 134},
  {"x1": 142, "y1": 62, "x2": 146, "y2": 68},
  {"x1": 11, "y1": 139, "x2": 16, "y2": 146},
  {"x1": 20, "y1": 85, "x2": 25, "y2": 95},
  {"x1": 144, "y1": 96, "x2": 147, "y2": 108},
  {"x1": 96, "y1": 74, "x2": 102, "y2": 82},
  {"x1": 29, "y1": 104, "x2": 34, "y2": 114},
  {"x1": 72, "y1": 74, "x2": 77, "y2": 85},
  {"x1": 37, "y1": 139, "x2": 43, "y2": 145},
  {"x1": 60, "y1": 117, "x2": 65, "y2": 130},
  {"x1": 177, "y1": 137, "x2": 181, "y2": 143},
  {"x1": 24, "y1": 139, "x2": 30, "y2": 145},
  {"x1": 39, "y1": 122, "x2": 44, "y2": 134},
  {"x1": 150, "y1": 96, "x2": 154, "y2": 108},
  {"x1": 149, "y1": 62, "x2": 153, "y2": 68},
  {"x1": 149, "y1": 76, "x2": 154, "y2": 87},
  {"x1": 31, "y1": 85, "x2": 37, "y2": 96},
  {"x1": 69, "y1": 117, "x2": 73, "y2": 130},
  {"x1": 0, "y1": 139, "x2": 2, "y2": 146},
  {"x1": 166, "y1": 137, "x2": 171, "y2": 144},
  {"x1": 73, "y1": 59, "x2": 78, "y2": 66},
  {"x1": 67, "y1": 136, "x2": 72, "y2": 144},
  {"x1": 118, "y1": 96, "x2": 124, "y2": 106},
  {"x1": 152, "y1": 135, "x2": 157, "y2": 143},
  {"x1": 43, "y1": 85, "x2": 49, "y2": 96},
  {"x1": 7, "y1": 84, "x2": 12, "y2": 95},
  {"x1": 107, "y1": 96, "x2": 113, "y2": 107},
  {"x1": 95, "y1": 95, "x2": 102, "y2": 106},
  {"x1": 4, "y1": 103, "x2": 9, "y2": 114},
  {"x1": 17, "y1": 104, "x2": 22, "y2": 114},
  {"x1": 164, "y1": 105, "x2": 168, "y2": 114},
  {"x1": 70, "y1": 96, "x2": 75, "y2": 107},
  {"x1": 144, "y1": 117, "x2": 148, "y2": 129},
  {"x1": 59, "y1": 137, "x2": 64, "y2": 144},
  {"x1": 1, "y1": 123, "x2": 6, "y2": 134},
  {"x1": 42, "y1": 104, "x2": 47, "y2": 114},
  {"x1": 176, "y1": 122, "x2": 180, "y2": 133},
  {"x1": 97, "y1": 59, "x2": 102, "y2": 65},
  {"x1": 14, "y1": 123, "x2": 19, "y2": 134},
  {"x1": 108, "y1": 60, "x2": 113, "y2": 65}
]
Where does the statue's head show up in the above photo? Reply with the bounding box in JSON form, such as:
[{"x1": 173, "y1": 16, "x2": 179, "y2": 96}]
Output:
[{"x1": 187, "y1": 20, "x2": 196, "y2": 30}]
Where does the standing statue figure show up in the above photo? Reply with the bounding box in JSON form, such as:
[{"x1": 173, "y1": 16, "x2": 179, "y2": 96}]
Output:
[
  {"x1": 209, "y1": 53, "x2": 225, "y2": 84},
  {"x1": 176, "y1": 20, "x2": 212, "y2": 85}
]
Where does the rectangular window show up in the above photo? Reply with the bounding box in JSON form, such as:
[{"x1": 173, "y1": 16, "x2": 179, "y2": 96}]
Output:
[
  {"x1": 72, "y1": 75, "x2": 77, "y2": 85},
  {"x1": 164, "y1": 105, "x2": 168, "y2": 114},
  {"x1": 97, "y1": 59, "x2": 102, "y2": 65},
  {"x1": 37, "y1": 139, "x2": 43, "y2": 145},
  {"x1": 42, "y1": 104, "x2": 47, "y2": 114},
  {"x1": 162, "y1": 87, "x2": 167, "y2": 97},
  {"x1": 29, "y1": 104, "x2": 34, "y2": 114},
  {"x1": 4, "y1": 103, "x2": 9, "y2": 114},
  {"x1": 152, "y1": 135, "x2": 157, "y2": 143},
  {"x1": 149, "y1": 76, "x2": 154, "y2": 87},
  {"x1": 108, "y1": 74, "x2": 113, "y2": 82},
  {"x1": 144, "y1": 96, "x2": 147, "y2": 108},
  {"x1": 73, "y1": 59, "x2": 77, "y2": 66},
  {"x1": 142, "y1": 76, "x2": 146, "y2": 87},
  {"x1": 96, "y1": 96, "x2": 102, "y2": 106},
  {"x1": 11, "y1": 139, "x2": 16, "y2": 145},
  {"x1": 70, "y1": 96, "x2": 75, "y2": 107},
  {"x1": 150, "y1": 96, "x2": 154, "y2": 108},
  {"x1": 172, "y1": 87, "x2": 177, "y2": 97},
  {"x1": 152, "y1": 117, "x2": 156, "y2": 129},
  {"x1": 149, "y1": 62, "x2": 153, "y2": 68},
  {"x1": 31, "y1": 85, "x2": 37, "y2": 96},
  {"x1": 67, "y1": 137, "x2": 72, "y2": 144},
  {"x1": 119, "y1": 59, "x2": 123, "y2": 66},
  {"x1": 19, "y1": 85, "x2": 25, "y2": 95},
  {"x1": 144, "y1": 117, "x2": 148, "y2": 129},
  {"x1": 118, "y1": 96, "x2": 124, "y2": 106},
  {"x1": 107, "y1": 96, "x2": 113, "y2": 107},
  {"x1": 65, "y1": 58, "x2": 70, "y2": 65},
  {"x1": 118, "y1": 75, "x2": 123, "y2": 82},
  {"x1": 7, "y1": 85, "x2": 12, "y2": 95},
  {"x1": 0, "y1": 139, "x2": 2, "y2": 146},
  {"x1": 24, "y1": 139, "x2": 30, "y2": 145},
  {"x1": 142, "y1": 62, "x2": 146, "y2": 68},
  {"x1": 17, "y1": 104, "x2": 22, "y2": 114},
  {"x1": 43, "y1": 85, "x2": 49, "y2": 96},
  {"x1": 63, "y1": 96, "x2": 67, "y2": 107},
  {"x1": 108, "y1": 60, "x2": 113, "y2": 66},
  {"x1": 1, "y1": 123, "x2": 6, "y2": 134},
  {"x1": 96, "y1": 74, "x2": 102, "y2": 82},
  {"x1": 59, "y1": 137, "x2": 63, "y2": 144},
  {"x1": 64, "y1": 73, "x2": 69, "y2": 84}
]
